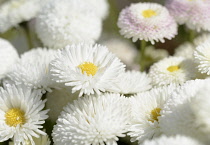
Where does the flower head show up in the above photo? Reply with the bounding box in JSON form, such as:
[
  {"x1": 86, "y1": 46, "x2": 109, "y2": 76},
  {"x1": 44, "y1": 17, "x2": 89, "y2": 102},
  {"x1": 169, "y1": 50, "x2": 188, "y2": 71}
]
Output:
[
  {"x1": 50, "y1": 43, "x2": 125, "y2": 96},
  {"x1": 0, "y1": 38, "x2": 19, "y2": 80},
  {"x1": 35, "y1": 0, "x2": 102, "y2": 49},
  {"x1": 149, "y1": 56, "x2": 196, "y2": 86},
  {"x1": 52, "y1": 93, "x2": 130, "y2": 145},
  {"x1": 101, "y1": 37, "x2": 137, "y2": 67},
  {"x1": 160, "y1": 79, "x2": 210, "y2": 143},
  {"x1": 128, "y1": 85, "x2": 176, "y2": 144},
  {"x1": 190, "y1": 80, "x2": 210, "y2": 135},
  {"x1": 142, "y1": 135, "x2": 204, "y2": 145},
  {"x1": 116, "y1": 71, "x2": 151, "y2": 95},
  {"x1": 7, "y1": 48, "x2": 58, "y2": 92},
  {"x1": 166, "y1": 0, "x2": 210, "y2": 32},
  {"x1": 117, "y1": 2, "x2": 177, "y2": 44},
  {"x1": 174, "y1": 42, "x2": 195, "y2": 59},
  {"x1": 144, "y1": 46, "x2": 169, "y2": 61},
  {"x1": 0, "y1": 0, "x2": 46, "y2": 33},
  {"x1": 166, "y1": 0, "x2": 193, "y2": 25},
  {"x1": 193, "y1": 33, "x2": 210, "y2": 46},
  {"x1": 87, "y1": 0, "x2": 109, "y2": 19},
  {"x1": 0, "y1": 84, "x2": 48, "y2": 145},
  {"x1": 194, "y1": 40, "x2": 210, "y2": 75},
  {"x1": 9, "y1": 133, "x2": 51, "y2": 145}
]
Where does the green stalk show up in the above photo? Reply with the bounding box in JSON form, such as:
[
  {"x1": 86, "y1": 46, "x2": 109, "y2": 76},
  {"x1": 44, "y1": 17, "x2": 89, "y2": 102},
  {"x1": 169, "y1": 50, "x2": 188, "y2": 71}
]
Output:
[
  {"x1": 25, "y1": 24, "x2": 33, "y2": 49},
  {"x1": 140, "y1": 40, "x2": 147, "y2": 72},
  {"x1": 107, "y1": 0, "x2": 119, "y2": 33},
  {"x1": 189, "y1": 29, "x2": 195, "y2": 42},
  {"x1": 21, "y1": 22, "x2": 33, "y2": 49}
]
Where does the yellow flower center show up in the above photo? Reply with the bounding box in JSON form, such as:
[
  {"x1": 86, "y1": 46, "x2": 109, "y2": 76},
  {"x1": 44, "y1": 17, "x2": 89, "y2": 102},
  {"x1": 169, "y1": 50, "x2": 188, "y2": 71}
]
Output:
[
  {"x1": 167, "y1": 65, "x2": 180, "y2": 72},
  {"x1": 142, "y1": 9, "x2": 157, "y2": 18},
  {"x1": 78, "y1": 62, "x2": 98, "y2": 76},
  {"x1": 148, "y1": 108, "x2": 161, "y2": 123},
  {"x1": 5, "y1": 108, "x2": 26, "y2": 127}
]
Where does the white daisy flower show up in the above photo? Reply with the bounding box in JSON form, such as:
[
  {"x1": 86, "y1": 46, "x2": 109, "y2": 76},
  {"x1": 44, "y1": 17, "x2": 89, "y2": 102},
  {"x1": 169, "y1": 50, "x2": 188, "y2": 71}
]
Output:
[
  {"x1": 144, "y1": 46, "x2": 169, "y2": 61},
  {"x1": 186, "y1": 1, "x2": 210, "y2": 32},
  {"x1": 193, "y1": 33, "x2": 210, "y2": 46},
  {"x1": 35, "y1": 0, "x2": 102, "y2": 49},
  {"x1": 101, "y1": 37, "x2": 137, "y2": 68},
  {"x1": 165, "y1": 0, "x2": 193, "y2": 25},
  {"x1": 138, "y1": 46, "x2": 169, "y2": 69},
  {"x1": 148, "y1": 56, "x2": 196, "y2": 86},
  {"x1": 128, "y1": 85, "x2": 176, "y2": 144},
  {"x1": 190, "y1": 81, "x2": 210, "y2": 135},
  {"x1": 116, "y1": 71, "x2": 152, "y2": 95},
  {"x1": 160, "y1": 79, "x2": 210, "y2": 143},
  {"x1": 88, "y1": 0, "x2": 109, "y2": 20},
  {"x1": 46, "y1": 87, "x2": 79, "y2": 122},
  {"x1": 0, "y1": 0, "x2": 47, "y2": 33},
  {"x1": 117, "y1": 2, "x2": 177, "y2": 44},
  {"x1": 52, "y1": 93, "x2": 130, "y2": 145},
  {"x1": 174, "y1": 43, "x2": 207, "y2": 79},
  {"x1": 166, "y1": 0, "x2": 210, "y2": 32},
  {"x1": 0, "y1": 38, "x2": 19, "y2": 80},
  {"x1": 9, "y1": 133, "x2": 51, "y2": 145},
  {"x1": 7, "y1": 48, "x2": 58, "y2": 92},
  {"x1": 50, "y1": 43, "x2": 125, "y2": 97},
  {"x1": 142, "y1": 135, "x2": 204, "y2": 145},
  {"x1": 174, "y1": 42, "x2": 195, "y2": 59},
  {"x1": 0, "y1": 84, "x2": 48, "y2": 145},
  {"x1": 194, "y1": 41, "x2": 210, "y2": 75}
]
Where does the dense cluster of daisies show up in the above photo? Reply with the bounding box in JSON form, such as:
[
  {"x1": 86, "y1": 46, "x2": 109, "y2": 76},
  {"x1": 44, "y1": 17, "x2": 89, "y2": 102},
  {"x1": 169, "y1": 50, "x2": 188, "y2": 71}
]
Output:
[{"x1": 1, "y1": 0, "x2": 210, "y2": 145}]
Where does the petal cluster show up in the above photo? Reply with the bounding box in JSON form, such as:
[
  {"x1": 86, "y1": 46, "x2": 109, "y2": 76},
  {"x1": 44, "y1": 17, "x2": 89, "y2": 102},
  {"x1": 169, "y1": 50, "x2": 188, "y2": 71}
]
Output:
[
  {"x1": 194, "y1": 40, "x2": 210, "y2": 75},
  {"x1": 128, "y1": 85, "x2": 176, "y2": 143},
  {"x1": 166, "y1": 0, "x2": 210, "y2": 31},
  {"x1": 149, "y1": 56, "x2": 196, "y2": 86},
  {"x1": 35, "y1": 0, "x2": 102, "y2": 48},
  {"x1": 116, "y1": 70, "x2": 151, "y2": 95},
  {"x1": 0, "y1": 0, "x2": 46, "y2": 33},
  {"x1": 50, "y1": 43, "x2": 125, "y2": 96},
  {"x1": 0, "y1": 84, "x2": 48, "y2": 145},
  {"x1": 118, "y1": 2, "x2": 177, "y2": 44},
  {"x1": 7, "y1": 48, "x2": 57, "y2": 92},
  {"x1": 142, "y1": 135, "x2": 204, "y2": 145},
  {"x1": 52, "y1": 93, "x2": 130, "y2": 145},
  {"x1": 0, "y1": 38, "x2": 19, "y2": 80}
]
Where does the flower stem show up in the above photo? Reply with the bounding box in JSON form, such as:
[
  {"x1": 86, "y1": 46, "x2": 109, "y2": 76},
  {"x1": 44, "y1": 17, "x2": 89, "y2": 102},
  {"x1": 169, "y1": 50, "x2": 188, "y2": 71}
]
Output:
[
  {"x1": 140, "y1": 40, "x2": 147, "y2": 71},
  {"x1": 107, "y1": 0, "x2": 119, "y2": 33},
  {"x1": 189, "y1": 30, "x2": 195, "y2": 42},
  {"x1": 22, "y1": 22, "x2": 33, "y2": 49}
]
